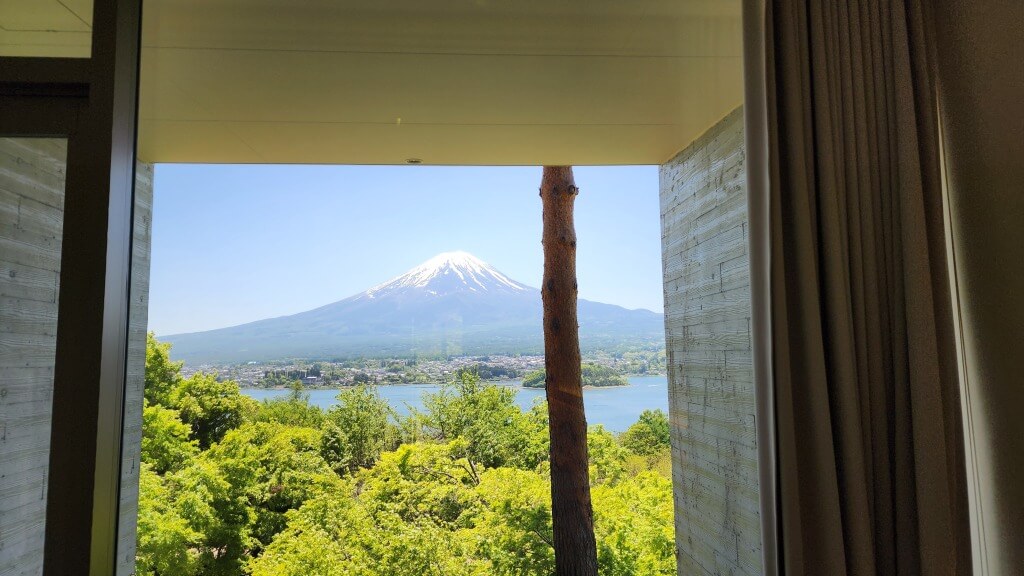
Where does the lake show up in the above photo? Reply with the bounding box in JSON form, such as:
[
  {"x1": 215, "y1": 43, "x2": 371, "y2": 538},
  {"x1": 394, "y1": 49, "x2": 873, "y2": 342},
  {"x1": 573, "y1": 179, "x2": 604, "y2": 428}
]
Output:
[{"x1": 242, "y1": 375, "x2": 668, "y2": 433}]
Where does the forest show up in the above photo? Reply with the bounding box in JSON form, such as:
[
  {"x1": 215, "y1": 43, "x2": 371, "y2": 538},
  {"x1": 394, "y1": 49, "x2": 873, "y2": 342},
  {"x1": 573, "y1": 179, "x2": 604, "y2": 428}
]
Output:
[
  {"x1": 521, "y1": 363, "x2": 630, "y2": 388},
  {"x1": 138, "y1": 334, "x2": 675, "y2": 575}
]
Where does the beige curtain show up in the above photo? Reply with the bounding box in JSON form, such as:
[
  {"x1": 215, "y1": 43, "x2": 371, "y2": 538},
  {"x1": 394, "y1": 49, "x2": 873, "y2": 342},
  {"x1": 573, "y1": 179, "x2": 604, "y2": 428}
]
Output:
[{"x1": 763, "y1": 0, "x2": 970, "y2": 574}]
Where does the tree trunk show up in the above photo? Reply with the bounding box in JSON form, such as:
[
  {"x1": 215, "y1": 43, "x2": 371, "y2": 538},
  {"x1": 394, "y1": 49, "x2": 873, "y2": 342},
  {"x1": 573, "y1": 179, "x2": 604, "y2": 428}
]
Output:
[{"x1": 540, "y1": 166, "x2": 598, "y2": 576}]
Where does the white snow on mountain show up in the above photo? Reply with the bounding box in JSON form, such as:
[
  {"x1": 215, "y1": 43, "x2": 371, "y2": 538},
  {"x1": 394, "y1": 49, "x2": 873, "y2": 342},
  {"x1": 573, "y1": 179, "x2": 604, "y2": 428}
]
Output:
[
  {"x1": 163, "y1": 250, "x2": 664, "y2": 363},
  {"x1": 361, "y1": 251, "x2": 529, "y2": 299}
]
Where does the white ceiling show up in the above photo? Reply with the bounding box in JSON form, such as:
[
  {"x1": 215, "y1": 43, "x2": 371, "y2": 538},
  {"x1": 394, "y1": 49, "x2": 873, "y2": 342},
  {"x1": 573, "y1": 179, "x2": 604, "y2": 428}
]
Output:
[
  {"x1": 0, "y1": 0, "x2": 93, "y2": 56},
  {"x1": 3, "y1": 0, "x2": 745, "y2": 165}
]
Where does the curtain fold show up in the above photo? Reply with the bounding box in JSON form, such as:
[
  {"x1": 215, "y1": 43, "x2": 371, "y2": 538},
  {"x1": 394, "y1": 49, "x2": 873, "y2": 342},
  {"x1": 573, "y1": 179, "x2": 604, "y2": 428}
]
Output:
[{"x1": 763, "y1": 0, "x2": 970, "y2": 573}]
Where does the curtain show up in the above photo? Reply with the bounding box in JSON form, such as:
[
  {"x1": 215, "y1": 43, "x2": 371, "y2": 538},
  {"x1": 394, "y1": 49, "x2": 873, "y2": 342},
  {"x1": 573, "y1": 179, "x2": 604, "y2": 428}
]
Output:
[{"x1": 763, "y1": 0, "x2": 970, "y2": 574}]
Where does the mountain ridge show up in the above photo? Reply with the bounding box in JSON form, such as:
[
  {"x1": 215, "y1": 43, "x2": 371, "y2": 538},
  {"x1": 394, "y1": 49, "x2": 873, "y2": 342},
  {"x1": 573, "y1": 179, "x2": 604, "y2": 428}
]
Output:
[{"x1": 164, "y1": 251, "x2": 664, "y2": 364}]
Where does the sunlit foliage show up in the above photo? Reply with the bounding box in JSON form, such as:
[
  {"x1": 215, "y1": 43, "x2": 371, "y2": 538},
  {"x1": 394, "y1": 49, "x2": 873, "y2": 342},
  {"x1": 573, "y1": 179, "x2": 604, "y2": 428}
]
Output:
[
  {"x1": 138, "y1": 336, "x2": 675, "y2": 575},
  {"x1": 144, "y1": 332, "x2": 182, "y2": 407},
  {"x1": 141, "y1": 403, "x2": 198, "y2": 474}
]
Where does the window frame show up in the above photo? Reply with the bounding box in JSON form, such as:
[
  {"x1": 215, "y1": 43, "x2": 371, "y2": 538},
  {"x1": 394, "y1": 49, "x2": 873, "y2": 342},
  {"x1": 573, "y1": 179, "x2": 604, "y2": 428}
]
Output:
[{"x1": 0, "y1": 1, "x2": 142, "y2": 574}]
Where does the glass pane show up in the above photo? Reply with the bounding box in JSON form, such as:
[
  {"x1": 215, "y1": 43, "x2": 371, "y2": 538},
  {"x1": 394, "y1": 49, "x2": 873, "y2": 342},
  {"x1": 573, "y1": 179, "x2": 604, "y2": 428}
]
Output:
[
  {"x1": 0, "y1": 137, "x2": 68, "y2": 572},
  {"x1": 0, "y1": 0, "x2": 92, "y2": 57}
]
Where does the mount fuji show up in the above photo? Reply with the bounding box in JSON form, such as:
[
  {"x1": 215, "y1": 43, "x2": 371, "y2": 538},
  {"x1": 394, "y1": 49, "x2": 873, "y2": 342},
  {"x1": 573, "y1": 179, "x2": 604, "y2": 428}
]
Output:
[{"x1": 162, "y1": 251, "x2": 664, "y2": 364}]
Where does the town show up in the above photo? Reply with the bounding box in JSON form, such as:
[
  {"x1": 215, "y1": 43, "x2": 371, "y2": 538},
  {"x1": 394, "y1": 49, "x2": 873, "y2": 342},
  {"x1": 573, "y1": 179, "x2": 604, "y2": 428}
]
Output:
[{"x1": 180, "y1": 348, "x2": 666, "y2": 389}]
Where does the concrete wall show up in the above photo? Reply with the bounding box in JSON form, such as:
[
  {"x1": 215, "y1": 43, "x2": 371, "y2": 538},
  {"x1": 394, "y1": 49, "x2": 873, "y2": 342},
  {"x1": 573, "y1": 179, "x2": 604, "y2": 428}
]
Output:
[
  {"x1": 0, "y1": 138, "x2": 67, "y2": 575},
  {"x1": 660, "y1": 107, "x2": 761, "y2": 576},
  {"x1": 0, "y1": 137, "x2": 153, "y2": 575},
  {"x1": 118, "y1": 163, "x2": 153, "y2": 575}
]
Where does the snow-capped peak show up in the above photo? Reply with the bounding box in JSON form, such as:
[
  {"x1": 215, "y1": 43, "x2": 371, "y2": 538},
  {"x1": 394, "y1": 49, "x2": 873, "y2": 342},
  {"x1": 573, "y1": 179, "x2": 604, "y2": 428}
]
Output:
[{"x1": 362, "y1": 251, "x2": 529, "y2": 299}]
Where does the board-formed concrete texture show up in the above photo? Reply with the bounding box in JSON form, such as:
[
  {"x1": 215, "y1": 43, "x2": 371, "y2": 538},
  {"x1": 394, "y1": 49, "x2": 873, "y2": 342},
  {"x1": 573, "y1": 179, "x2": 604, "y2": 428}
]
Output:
[
  {"x1": 0, "y1": 138, "x2": 153, "y2": 575},
  {"x1": 117, "y1": 162, "x2": 154, "y2": 575},
  {"x1": 0, "y1": 138, "x2": 67, "y2": 576},
  {"x1": 659, "y1": 107, "x2": 761, "y2": 575}
]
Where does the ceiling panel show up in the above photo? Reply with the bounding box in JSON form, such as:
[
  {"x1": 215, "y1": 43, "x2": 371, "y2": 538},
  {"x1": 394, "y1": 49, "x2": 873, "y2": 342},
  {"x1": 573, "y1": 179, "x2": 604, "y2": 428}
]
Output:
[
  {"x1": 0, "y1": 0, "x2": 92, "y2": 57},
  {"x1": 0, "y1": 0, "x2": 91, "y2": 31},
  {"x1": 138, "y1": 0, "x2": 744, "y2": 164},
  {"x1": 140, "y1": 120, "x2": 718, "y2": 166}
]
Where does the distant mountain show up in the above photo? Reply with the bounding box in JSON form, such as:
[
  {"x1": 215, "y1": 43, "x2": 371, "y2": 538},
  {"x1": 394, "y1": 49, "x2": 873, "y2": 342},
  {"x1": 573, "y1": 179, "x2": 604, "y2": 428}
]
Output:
[{"x1": 163, "y1": 251, "x2": 664, "y2": 364}]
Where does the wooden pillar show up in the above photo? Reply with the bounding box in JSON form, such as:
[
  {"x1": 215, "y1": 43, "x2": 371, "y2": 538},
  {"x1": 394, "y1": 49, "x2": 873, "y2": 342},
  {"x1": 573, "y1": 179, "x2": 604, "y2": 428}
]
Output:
[{"x1": 540, "y1": 166, "x2": 598, "y2": 576}]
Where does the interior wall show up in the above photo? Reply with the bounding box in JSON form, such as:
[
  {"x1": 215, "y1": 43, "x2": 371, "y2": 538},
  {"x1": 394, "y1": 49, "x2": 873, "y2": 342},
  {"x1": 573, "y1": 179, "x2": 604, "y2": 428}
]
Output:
[
  {"x1": 117, "y1": 162, "x2": 154, "y2": 575},
  {"x1": 932, "y1": 2, "x2": 1024, "y2": 573},
  {"x1": 0, "y1": 138, "x2": 68, "y2": 575},
  {"x1": 660, "y1": 107, "x2": 761, "y2": 575},
  {"x1": 0, "y1": 138, "x2": 153, "y2": 574}
]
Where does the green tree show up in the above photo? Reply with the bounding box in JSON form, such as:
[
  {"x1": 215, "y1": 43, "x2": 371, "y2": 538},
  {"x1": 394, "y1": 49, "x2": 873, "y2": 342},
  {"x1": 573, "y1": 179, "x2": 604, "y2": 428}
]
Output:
[
  {"x1": 317, "y1": 421, "x2": 352, "y2": 474},
  {"x1": 253, "y1": 441, "x2": 487, "y2": 576},
  {"x1": 205, "y1": 421, "x2": 343, "y2": 551},
  {"x1": 251, "y1": 382, "x2": 325, "y2": 429},
  {"x1": 141, "y1": 403, "x2": 198, "y2": 474},
  {"x1": 135, "y1": 463, "x2": 204, "y2": 576},
  {"x1": 287, "y1": 379, "x2": 306, "y2": 401},
  {"x1": 592, "y1": 472, "x2": 676, "y2": 575},
  {"x1": 357, "y1": 441, "x2": 479, "y2": 526},
  {"x1": 620, "y1": 409, "x2": 671, "y2": 456},
  {"x1": 145, "y1": 332, "x2": 182, "y2": 407},
  {"x1": 135, "y1": 367, "x2": 679, "y2": 575},
  {"x1": 581, "y1": 363, "x2": 630, "y2": 388},
  {"x1": 472, "y1": 467, "x2": 555, "y2": 575},
  {"x1": 165, "y1": 457, "x2": 253, "y2": 575},
  {"x1": 586, "y1": 425, "x2": 628, "y2": 486},
  {"x1": 325, "y1": 385, "x2": 399, "y2": 471},
  {"x1": 416, "y1": 370, "x2": 547, "y2": 470},
  {"x1": 521, "y1": 369, "x2": 547, "y2": 388},
  {"x1": 251, "y1": 397, "x2": 325, "y2": 428},
  {"x1": 521, "y1": 363, "x2": 628, "y2": 389},
  {"x1": 247, "y1": 484, "x2": 377, "y2": 576},
  {"x1": 173, "y1": 372, "x2": 256, "y2": 448}
]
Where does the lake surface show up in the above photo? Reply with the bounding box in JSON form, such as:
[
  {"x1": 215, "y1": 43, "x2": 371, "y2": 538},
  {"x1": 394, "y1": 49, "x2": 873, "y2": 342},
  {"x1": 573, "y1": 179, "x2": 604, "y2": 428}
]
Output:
[{"x1": 242, "y1": 375, "x2": 668, "y2": 433}]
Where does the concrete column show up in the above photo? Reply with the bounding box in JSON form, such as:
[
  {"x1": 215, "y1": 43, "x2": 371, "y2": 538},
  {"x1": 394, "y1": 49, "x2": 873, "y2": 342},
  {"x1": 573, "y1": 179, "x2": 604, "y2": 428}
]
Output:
[
  {"x1": 659, "y1": 108, "x2": 761, "y2": 576},
  {"x1": 0, "y1": 138, "x2": 153, "y2": 574}
]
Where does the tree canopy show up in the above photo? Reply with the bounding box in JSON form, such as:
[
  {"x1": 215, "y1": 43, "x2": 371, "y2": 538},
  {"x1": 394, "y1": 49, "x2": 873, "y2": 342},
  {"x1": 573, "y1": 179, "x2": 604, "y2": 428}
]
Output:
[
  {"x1": 138, "y1": 336, "x2": 675, "y2": 575},
  {"x1": 621, "y1": 409, "x2": 671, "y2": 457},
  {"x1": 522, "y1": 363, "x2": 630, "y2": 389}
]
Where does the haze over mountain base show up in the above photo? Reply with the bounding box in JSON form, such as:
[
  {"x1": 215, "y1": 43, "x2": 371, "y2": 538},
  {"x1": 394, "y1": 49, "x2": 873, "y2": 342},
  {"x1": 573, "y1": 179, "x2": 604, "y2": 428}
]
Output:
[{"x1": 164, "y1": 251, "x2": 664, "y2": 364}]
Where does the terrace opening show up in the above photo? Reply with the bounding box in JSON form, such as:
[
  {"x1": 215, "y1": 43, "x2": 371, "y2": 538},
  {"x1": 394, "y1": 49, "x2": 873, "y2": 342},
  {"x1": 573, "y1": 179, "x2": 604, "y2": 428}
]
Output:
[{"x1": 0, "y1": 2, "x2": 759, "y2": 575}]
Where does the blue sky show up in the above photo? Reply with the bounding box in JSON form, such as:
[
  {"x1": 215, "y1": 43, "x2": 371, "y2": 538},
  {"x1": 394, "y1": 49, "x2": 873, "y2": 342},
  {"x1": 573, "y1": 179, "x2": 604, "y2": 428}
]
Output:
[{"x1": 148, "y1": 165, "x2": 663, "y2": 336}]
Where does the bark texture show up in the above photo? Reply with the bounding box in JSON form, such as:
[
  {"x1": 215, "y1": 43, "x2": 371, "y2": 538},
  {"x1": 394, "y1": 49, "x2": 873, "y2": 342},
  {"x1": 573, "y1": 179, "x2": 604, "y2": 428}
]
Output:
[{"x1": 540, "y1": 166, "x2": 598, "y2": 576}]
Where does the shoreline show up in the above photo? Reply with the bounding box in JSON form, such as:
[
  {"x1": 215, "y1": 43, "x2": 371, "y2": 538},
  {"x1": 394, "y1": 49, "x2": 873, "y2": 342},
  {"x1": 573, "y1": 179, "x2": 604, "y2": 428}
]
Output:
[
  {"x1": 240, "y1": 375, "x2": 670, "y2": 434},
  {"x1": 245, "y1": 374, "x2": 667, "y2": 393},
  {"x1": 250, "y1": 375, "x2": 665, "y2": 392}
]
